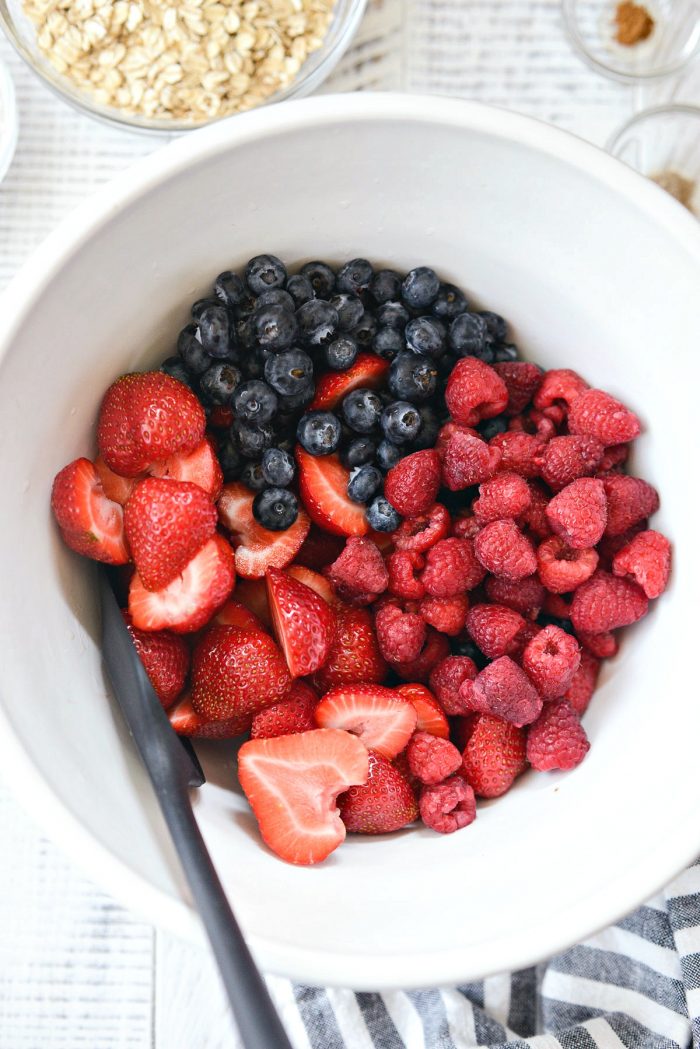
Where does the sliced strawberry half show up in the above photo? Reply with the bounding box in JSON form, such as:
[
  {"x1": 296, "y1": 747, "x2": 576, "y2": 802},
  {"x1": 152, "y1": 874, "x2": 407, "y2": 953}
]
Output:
[
  {"x1": 128, "y1": 533, "x2": 235, "y2": 633},
  {"x1": 287, "y1": 565, "x2": 341, "y2": 607},
  {"x1": 150, "y1": 438, "x2": 223, "y2": 501},
  {"x1": 51, "y1": 457, "x2": 130, "y2": 565},
  {"x1": 94, "y1": 455, "x2": 142, "y2": 506},
  {"x1": 314, "y1": 685, "x2": 417, "y2": 759},
  {"x1": 266, "y1": 567, "x2": 337, "y2": 677},
  {"x1": 169, "y1": 692, "x2": 252, "y2": 739},
  {"x1": 214, "y1": 599, "x2": 268, "y2": 633},
  {"x1": 396, "y1": 683, "x2": 450, "y2": 739},
  {"x1": 296, "y1": 449, "x2": 369, "y2": 538},
  {"x1": 217, "y1": 482, "x2": 310, "y2": 578},
  {"x1": 237, "y1": 728, "x2": 369, "y2": 865},
  {"x1": 310, "y1": 353, "x2": 389, "y2": 411}
]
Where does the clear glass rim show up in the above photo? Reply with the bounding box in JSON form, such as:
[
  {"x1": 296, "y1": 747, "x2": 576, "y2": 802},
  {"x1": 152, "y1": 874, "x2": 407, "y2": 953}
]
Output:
[
  {"x1": 0, "y1": 55, "x2": 18, "y2": 179},
  {"x1": 606, "y1": 102, "x2": 700, "y2": 154}
]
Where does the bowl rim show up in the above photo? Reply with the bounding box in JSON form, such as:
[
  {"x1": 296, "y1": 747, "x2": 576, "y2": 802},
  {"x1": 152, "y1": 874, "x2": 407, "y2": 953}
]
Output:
[{"x1": 2, "y1": 92, "x2": 700, "y2": 989}]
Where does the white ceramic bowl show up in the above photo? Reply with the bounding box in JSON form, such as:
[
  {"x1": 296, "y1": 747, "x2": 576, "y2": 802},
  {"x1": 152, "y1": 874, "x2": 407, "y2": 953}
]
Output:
[{"x1": 1, "y1": 94, "x2": 699, "y2": 991}]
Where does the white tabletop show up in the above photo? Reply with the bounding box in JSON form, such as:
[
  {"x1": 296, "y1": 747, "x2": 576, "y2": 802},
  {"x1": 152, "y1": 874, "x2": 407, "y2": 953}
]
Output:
[{"x1": 0, "y1": 3, "x2": 698, "y2": 1045}]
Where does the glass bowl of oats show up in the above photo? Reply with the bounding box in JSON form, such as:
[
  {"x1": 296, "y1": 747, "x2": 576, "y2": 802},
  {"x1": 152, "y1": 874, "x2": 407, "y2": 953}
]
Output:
[{"x1": 0, "y1": 0, "x2": 366, "y2": 131}]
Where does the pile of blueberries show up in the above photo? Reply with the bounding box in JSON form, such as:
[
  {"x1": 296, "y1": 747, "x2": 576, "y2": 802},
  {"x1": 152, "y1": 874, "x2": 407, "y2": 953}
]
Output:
[{"x1": 162, "y1": 255, "x2": 518, "y2": 532}]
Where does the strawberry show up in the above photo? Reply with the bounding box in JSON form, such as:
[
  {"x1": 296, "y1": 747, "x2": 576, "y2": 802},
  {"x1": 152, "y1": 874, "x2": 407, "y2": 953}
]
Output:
[
  {"x1": 396, "y1": 683, "x2": 450, "y2": 739},
  {"x1": 150, "y1": 438, "x2": 223, "y2": 500},
  {"x1": 192, "y1": 624, "x2": 292, "y2": 721},
  {"x1": 312, "y1": 606, "x2": 387, "y2": 692},
  {"x1": 124, "y1": 477, "x2": 217, "y2": 591},
  {"x1": 339, "y1": 750, "x2": 418, "y2": 834},
  {"x1": 94, "y1": 455, "x2": 141, "y2": 506},
  {"x1": 295, "y1": 525, "x2": 347, "y2": 570},
  {"x1": 97, "y1": 371, "x2": 206, "y2": 476},
  {"x1": 213, "y1": 600, "x2": 268, "y2": 633},
  {"x1": 310, "y1": 353, "x2": 389, "y2": 410},
  {"x1": 250, "y1": 681, "x2": 319, "y2": 739},
  {"x1": 296, "y1": 449, "x2": 370, "y2": 538},
  {"x1": 287, "y1": 565, "x2": 341, "y2": 607},
  {"x1": 314, "y1": 684, "x2": 417, "y2": 758},
  {"x1": 237, "y1": 728, "x2": 369, "y2": 865},
  {"x1": 51, "y1": 458, "x2": 129, "y2": 565},
  {"x1": 266, "y1": 568, "x2": 336, "y2": 677},
  {"x1": 129, "y1": 533, "x2": 235, "y2": 633},
  {"x1": 123, "y1": 611, "x2": 189, "y2": 708},
  {"x1": 169, "y1": 692, "x2": 252, "y2": 739},
  {"x1": 217, "y1": 482, "x2": 310, "y2": 578},
  {"x1": 234, "y1": 578, "x2": 273, "y2": 627}
]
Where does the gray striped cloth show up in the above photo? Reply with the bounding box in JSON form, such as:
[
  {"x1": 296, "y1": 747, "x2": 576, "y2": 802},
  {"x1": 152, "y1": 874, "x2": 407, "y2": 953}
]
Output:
[{"x1": 281, "y1": 859, "x2": 700, "y2": 1049}]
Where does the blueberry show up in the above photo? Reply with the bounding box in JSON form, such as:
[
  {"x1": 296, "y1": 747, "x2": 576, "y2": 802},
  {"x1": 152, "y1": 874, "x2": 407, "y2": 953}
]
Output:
[
  {"x1": 366, "y1": 496, "x2": 401, "y2": 532},
  {"x1": 380, "y1": 401, "x2": 422, "y2": 445},
  {"x1": 214, "y1": 271, "x2": 247, "y2": 309},
  {"x1": 341, "y1": 436, "x2": 376, "y2": 468},
  {"x1": 350, "y1": 313, "x2": 377, "y2": 348},
  {"x1": 261, "y1": 447, "x2": 295, "y2": 487},
  {"x1": 388, "y1": 352, "x2": 438, "y2": 403},
  {"x1": 177, "y1": 324, "x2": 210, "y2": 375},
  {"x1": 478, "y1": 415, "x2": 508, "y2": 440},
  {"x1": 337, "y1": 258, "x2": 374, "y2": 297},
  {"x1": 253, "y1": 487, "x2": 299, "y2": 530},
  {"x1": 329, "y1": 293, "x2": 365, "y2": 332},
  {"x1": 297, "y1": 411, "x2": 342, "y2": 456},
  {"x1": 537, "y1": 614, "x2": 576, "y2": 636},
  {"x1": 480, "y1": 310, "x2": 508, "y2": 343},
  {"x1": 279, "y1": 387, "x2": 315, "y2": 413},
  {"x1": 412, "y1": 404, "x2": 442, "y2": 449},
  {"x1": 200, "y1": 361, "x2": 241, "y2": 404},
  {"x1": 432, "y1": 283, "x2": 468, "y2": 321},
  {"x1": 448, "y1": 312, "x2": 491, "y2": 360},
  {"x1": 161, "y1": 356, "x2": 192, "y2": 386},
  {"x1": 191, "y1": 297, "x2": 220, "y2": 321},
  {"x1": 325, "y1": 335, "x2": 358, "y2": 371},
  {"x1": 437, "y1": 352, "x2": 457, "y2": 379},
  {"x1": 252, "y1": 304, "x2": 297, "y2": 352},
  {"x1": 450, "y1": 637, "x2": 488, "y2": 668},
  {"x1": 492, "y1": 343, "x2": 519, "y2": 362},
  {"x1": 234, "y1": 421, "x2": 274, "y2": 459},
  {"x1": 401, "y1": 267, "x2": 440, "y2": 310},
  {"x1": 264, "y1": 348, "x2": 314, "y2": 397},
  {"x1": 218, "y1": 438, "x2": 243, "y2": 481},
  {"x1": 341, "y1": 388, "x2": 383, "y2": 433},
  {"x1": 286, "y1": 274, "x2": 315, "y2": 308},
  {"x1": 235, "y1": 316, "x2": 257, "y2": 353},
  {"x1": 241, "y1": 460, "x2": 268, "y2": 492},
  {"x1": 233, "y1": 380, "x2": 278, "y2": 425},
  {"x1": 241, "y1": 346, "x2": 272, "y2": 380},
  {"x1": 300, "y1": 261, "x2": 336, "y2": 298},
  {"x1": 371, "y1": 269, "x2": 402, "y2": 304},
  {"x1": 297, "y1": 299, "x2": 339, "y2": 348},
  {"x1": 405, "y1": 316, "x2": 445, "y2": 358},
  {"x1": 348, "y1": 464, "x2": 383, "y2": 504},
  {"x1": 245, "y1": 254, "x2": 287, "y2": 296},
  {"x1": 376, "y1": 301, "x2": 410, "y2": 330},
  {"x1": 276, "y1": 434, "x2": 295, "y2": 456},
  {"x1": 197, "y1": 305, "x2": 235, "y2": 358},
  {"x1": 376, "y1": 439, "x2": 403, "y2": 471},
  {"x1": 372, "y1": 325, "x2": 404, "y2": 360},
  {"x1": 255, "y1": 288, "x2": 296, "y2": 312}
]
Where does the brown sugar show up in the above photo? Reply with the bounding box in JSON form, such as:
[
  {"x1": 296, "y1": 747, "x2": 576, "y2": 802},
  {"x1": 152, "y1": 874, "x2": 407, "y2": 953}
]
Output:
[
  {"x1": 614, "y1": 1, "x2": 655, "y2": 45},
  {"x1": 651, "y1": 171, "x2": 696, "y2": 211}
]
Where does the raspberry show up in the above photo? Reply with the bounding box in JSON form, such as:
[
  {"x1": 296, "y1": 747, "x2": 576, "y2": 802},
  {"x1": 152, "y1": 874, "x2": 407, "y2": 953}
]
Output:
[
  {"x1": 474, "y1": 520, "x2": 537, "y2": 581},
  {"x1": 527, "y1": 409, "x2": 557, "y2": 441},
  {"x1": 435, "y1": 421, "x2": 479, "y2": 456},
  {"x1": 522, "y1": 624, "x2": 580, "y2": 700},
  {"x1": 419, "y1": 776, "x2": 476, "y2": 834},
  {"x1": 473, "y1": 472, "x2": 532, "y2": 523},
  {"x1": 465, "y1": 603, "x2": 526, "y2": 659},
  {"x1": 325, "y1": 537, "x2": 388, "y2": 605},
  {"x1": 393, "y1": 503, "x2": 451, "y2": 553},
  {"x1": 392, "y1": 628, "x2": 451, "y2": 683},
  {"x1": 568, "y1": 389, "x2": 641, "y2": 446},
  {"x1": 429, "y1": 655, "x2": 478, "y2": 715},
  {"x1": 490, "y1": 431, "x2": 543, "y2": 478},
  {"x1": 602, "y1": 475, "x2": 659, "y2": 537},
  {"x1": 462, "y1": 656, "x2": 543, "y2": 727},
  {"x1": 484, "y1": 575, "x2": 545, "y2": 619},
  {"x1": 421, "y1": 538, "x2": 486, "y2": 597},
  {"x1": 375, "y1": 603, "x2": 427, "y2": 664},
  {"x1": 520, "y1": 480, "x2": 553, "y2": 540},
  {"x1": 441, "y1": 431, "x2": 502, "y2": 490},
  {"x1": 546, "y1": 477, "x2": 607, "y2": 549},
  {"x1": 508, "y1": 618, "x2": 541, "y2": 661},
  {"x1": 492, "y1": 362, "x2": 543, "y2": 416},
  {"x1": 526, "y1": 700, "x2": 590, "y2": 771},
  {"x1": 570, "y1": 570, "x2": 648, "y2": 633},
  {"x1": 542, "y1": 404, "x2": 567, "y2": 428},
  {"x1": 612, "y1": 529, "x2": 671, "y2": 599},
  {"x1": 536, "y1": 536, "x2": 599, "y2": 594},
  {"x1": 597, "y1": 526, "x2": 644, "y2": 568},
  {"x1": 451, "y1": 513, "x2": 481, "y2": 540},
  {"x1": 386, "y1": 549, "x2": 426, "y2": 601},
  {"x1": 445, "y1": 358, "x2": 509, "y2": 427},
  {"x1": 460, "y1": 714, "x2": 527, "y2": 798},
  {"x1": 543, "y1": 592, "x2": 573, "y2": 619},
  {"x1": 420, "y1": 594, "x2": 469, "y2": 636},
  {"x1": 576, "y1": 630, "x2": 618, "y2": 659},
  {"x1": 538, "y1": 435, "x2": 605, "y2": 491},
  {"x1": 598, "y1": 443, "x2": 629, "y2": 474},
  {"x1": 533, "y1": 368, "x2": 589, "y2": 411},
  {"x1": 564, "y1": 650, "x2": 600, "y2": 715},
  {"x1": 407, "y1": 731, "x2": 463, "y2": 785},
  {"x1": 384, "y1": 450, "x2": 441, "y2": 517}
]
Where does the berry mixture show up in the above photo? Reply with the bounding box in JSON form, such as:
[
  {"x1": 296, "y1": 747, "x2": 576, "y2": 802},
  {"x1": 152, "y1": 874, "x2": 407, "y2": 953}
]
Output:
[{"x1": 50, "y1": 256, "x2": 672, "y2": 866}]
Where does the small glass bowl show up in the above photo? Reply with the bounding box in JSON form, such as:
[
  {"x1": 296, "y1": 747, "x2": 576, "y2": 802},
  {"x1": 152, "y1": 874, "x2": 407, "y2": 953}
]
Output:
[
  {"x1": 562, "y1": 0, "x2": 700, "y2": 81},
  {"x1": 0, "y1": 56, "x2": 18, "y2": 181},
  {"x1": 0, "y1": 0, "x2": 367, "y2": 135},
  {"x1": 608, "y1": 104, "x2": 700, "y2": 215}
]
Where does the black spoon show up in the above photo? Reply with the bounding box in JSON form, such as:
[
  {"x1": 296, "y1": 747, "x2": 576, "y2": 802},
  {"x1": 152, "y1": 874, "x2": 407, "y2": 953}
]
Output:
[{"x1": 98, "y1": 571, "x2": 293, "y2": 1049}]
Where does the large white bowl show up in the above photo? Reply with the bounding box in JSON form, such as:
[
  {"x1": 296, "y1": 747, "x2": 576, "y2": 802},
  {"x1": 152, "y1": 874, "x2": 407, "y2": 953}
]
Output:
[{"x1": 1, "y1": 94, "x2": 699, "y2": 991}]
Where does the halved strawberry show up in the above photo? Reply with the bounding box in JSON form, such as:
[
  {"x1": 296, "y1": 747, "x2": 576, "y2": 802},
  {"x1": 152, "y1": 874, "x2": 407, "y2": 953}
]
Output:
[
  {"x1": 94, "y1": 455, "x2": 141, "y2": 506},
  {"x1": 192, "y1": 624, "x2": 292, "y2": 721},
  {"x1": 295, "y1": 525, "x2": 347, "y2": 570},
  {"x1": 287, "y1": 565, "x2": 341, "y2": 607},
  {"x1": 266, "y1": 567, "x2": 336, "y2": 677},
  {"x1": 217, "y1": 482, "x2": 310, "y2": 578},
  {"x1": 296, "y1": 449, "x2": 369, "y2": 537},
  {"x1": 235, "y1": 578, "x2": 272, "y2": 627},
  {"x1": 310, "y1": 353, "x2": 389, "y2": 411},
  {"x1": 312, "y1": 606, "x2": 387, "y2": 692},
  {"x1": 339, "y1": 750, "x2": 418, "y2": 834},
  {"x1": 237, "y1": 728, "x2": 369, "y2": 865},
  {"x1": 250, "y1": 681, "x2": 319, "y2": 739},
  {"x1": 128, "y1": 533, "x2": 235, "y2": 633},
  {"x1": 169, "y1": 692, "x2": 252, "y2": 739},
  {"x1": 51, "y1": 457, "x2": 130, "y2": 565},
  {"x1": 396, "y1": 683, "x2": 450, "y2": 739},
  {"x1": 123, "y1": 611, "x2": 190, "y2": 708},
  {"x1": 150, "y1": 438, "x2": 223, "y2": 501},
  {"x1": 314, "y1": 685, "x2": 417, "y2": 759},
  {"x1": 214, "y1": 599, "x2": 268, "y2": 633}
]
